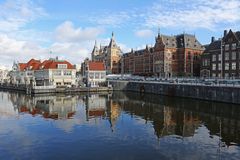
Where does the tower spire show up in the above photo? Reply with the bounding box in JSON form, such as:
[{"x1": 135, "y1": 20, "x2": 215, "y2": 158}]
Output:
[
  {"x1": 158, "y1": 27, "x2": 160, "y2": 38},
  {"x1": 112, "y1": 31, "x2": 114, "y2": 38},
  {"x1": 94, "y1": 40, "x2": 97, "y2": 46},
  {"x1": 109, "y1": 32, "x2": 117, "y2": 48}
]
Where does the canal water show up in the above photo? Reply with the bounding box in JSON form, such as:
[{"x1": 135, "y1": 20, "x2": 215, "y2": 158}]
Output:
[{"x1": 0, "y1": 91, "x2": 239, "y2": 160}]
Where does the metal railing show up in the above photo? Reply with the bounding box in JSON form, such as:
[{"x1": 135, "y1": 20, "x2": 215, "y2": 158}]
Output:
[{"x1": 107, "y1": 75, "x2": 240, "y2": 87}]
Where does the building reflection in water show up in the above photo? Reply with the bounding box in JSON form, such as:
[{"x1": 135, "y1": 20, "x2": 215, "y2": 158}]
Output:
[
  {"x1": 84, "y1": 93, "x2": 121, "y2": 131},
  {"x1": 9, "y1": 93, "x2": 77, "y2": 119},
  {"x1": 85, "y1": 94, "x2": 107, "y2": 120},
  {"x1": 112, "y1": 91, "x2": 240, "y2": 146},
  {"x1": 1, "y1": 91, "x2": 240, "y2": 146}
]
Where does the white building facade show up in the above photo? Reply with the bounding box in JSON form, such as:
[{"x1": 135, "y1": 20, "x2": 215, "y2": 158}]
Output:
[
  {"x1": 10, "y1": 58, "x2": 76, "y2": 87},
  {"x1": 82, "y1": 59, "x2": 106, "y2": 87}
]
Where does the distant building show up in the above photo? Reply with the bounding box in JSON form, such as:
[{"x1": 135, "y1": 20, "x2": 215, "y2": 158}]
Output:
[
  {"x1": 81, "y1": 59, "x2": 106, "y2": 87},
  {"x1": 91, "y1": 32, "x2": 122, "y2": 74},
  {"x1": 10, "y1": 57, "x2": 76, "y2": 87},
  {"x1": 123, "y1": 32, "x2": 205, "y2": 77},
  {"x1": 0, "y1": 67, "x2": 9, "y2": 83},
  {"x1": 11, "y1": 59, "x2": 41, "y2": 85},
  {"x1": 201, "y1": 29, "x2": 240, "y2": 78}
]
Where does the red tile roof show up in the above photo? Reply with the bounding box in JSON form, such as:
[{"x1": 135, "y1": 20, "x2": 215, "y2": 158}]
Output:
[
  {"x1": 39, "y1": 60, "x2": 74, "y2": 70},
  {"x1": 17, "y1": 58, "x2": 74, "y2": 71},
  {"x1": 89, "y1": 109, "x2": 105, "y2": 117},
  {"x1": 18, "y1": 63, "x2": 27, "y2": 71},
  {"x1": 89, "y1": 61, "x2": 105, "y2": 71}
]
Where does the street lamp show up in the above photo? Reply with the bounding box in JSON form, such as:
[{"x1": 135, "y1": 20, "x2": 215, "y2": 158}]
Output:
[{"x1": 191, "y1": 54, "x2": 194, "y2": 77}]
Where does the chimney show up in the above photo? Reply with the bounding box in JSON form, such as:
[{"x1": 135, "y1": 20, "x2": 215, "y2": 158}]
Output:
[
  {"x1": 224, "y1": 30, "x2": 227, "y2": 37},
  {"x1": 211, "y1": 36, "x2": 215, "y2": 43}
]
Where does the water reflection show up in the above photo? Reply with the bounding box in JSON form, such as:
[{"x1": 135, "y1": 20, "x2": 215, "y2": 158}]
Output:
[
  {"x1": 114, "y1": 92, "x2": 240, "y2": 145},
  {"x1": 9, "y1": 93, "x2": 77, "y2": 119},
  {"x1": 0, "y1": 91, "x2": 240, "y2": 159}
]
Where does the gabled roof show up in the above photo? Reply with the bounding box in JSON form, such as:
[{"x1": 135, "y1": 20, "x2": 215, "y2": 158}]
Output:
[
  {"x1": 18, "y1": 63, "x2": 27, "y2": 71},
  {"x1": 204, "y1": 30, "x2": 240, "y2": 54},
  {"x1": 17, "y1": 58, "x2": 74, "y2": 71},
  {"x1": 39, "y1": 60, "x2": 74, "y2": 70},
  {"x1": 234, "y1": 31, "x2": 240, "y2": 40},
  {"x1": 18, "y1": 59, "x2": 41, "y2": 71},
  {"x1": 155, "y1": 33, "x2": 204, "y2": 50},
  {"x1": 204, "y1": 40, "x2": 221, "y2": 53},
  {"x1": 89, "y1": 61, "x2": 105, "y2": 71}
]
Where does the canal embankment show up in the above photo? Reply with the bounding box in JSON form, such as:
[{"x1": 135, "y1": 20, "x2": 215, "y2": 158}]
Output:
[
  {"x1": 0, "y1": 84, "x2": 112, "y2": 95},
  {"x1": 109, "y1": 80, "x2": 240, "y2": 104}
]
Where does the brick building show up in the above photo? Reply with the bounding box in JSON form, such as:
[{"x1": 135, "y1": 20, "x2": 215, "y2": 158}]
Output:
[
  {"x1": 91, "y1": 32, "x2": 122, "y2": 74},
  {"x1": 200, "y1": 29, "x2": 240, "y2": 78},
  {"x1": 122, "y1": 33, "x2": 204, "y2": 77}
]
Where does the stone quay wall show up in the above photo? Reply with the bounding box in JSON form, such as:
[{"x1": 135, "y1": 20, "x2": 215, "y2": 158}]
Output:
[{"x1": 109, "y1": 80, "x2": 240, "y2": 104}]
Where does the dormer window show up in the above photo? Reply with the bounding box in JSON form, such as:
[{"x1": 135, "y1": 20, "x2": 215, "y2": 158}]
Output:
[{"x1": 58, "y1": 64, "x2": 67, "y2": 69}]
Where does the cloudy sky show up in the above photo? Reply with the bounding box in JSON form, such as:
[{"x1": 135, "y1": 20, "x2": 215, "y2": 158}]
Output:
[{"x1": 0, "y1": 0, "x2": 240, "y2": 68}]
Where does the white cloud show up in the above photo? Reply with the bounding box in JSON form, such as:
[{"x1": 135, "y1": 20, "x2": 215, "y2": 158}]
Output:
[
  {"x1": 0, "y1": 33, "x2": 94, "y2": 68},
  {"x1": 135, "y1": 29, "x2": 154, "y2": 38},
  {"x1": 0, "y1": 33, "x2": 48, "y2": 68},
  {"x1": 55, "y1": 21, "x2": 104, "y2": 43},
  {"x1": 118, "y1": 43, "x2": 131, "y2": 53},
  {"x1": 0, "y1": 0, "x2": 46, "y2": 32},
  {"x1": 144, "y1": 0, "x2": 240, "y2": 30},
  {"x1": 49, "y1": 42, "x2": 91, "y2": 63},
  {"x1": 87, "y1": 12, "x2": 131, "y2": 27}
]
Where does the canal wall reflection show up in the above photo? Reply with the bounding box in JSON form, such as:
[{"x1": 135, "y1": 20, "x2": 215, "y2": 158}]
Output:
[{"x1": 112, "y1": 91, "x2": 240, "y2": 146}]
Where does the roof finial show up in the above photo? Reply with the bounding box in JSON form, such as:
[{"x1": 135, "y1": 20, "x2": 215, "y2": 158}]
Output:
[
  {"x1": 94, "y1": 40, "x2": 97, "y2": 47},
  {"x1": 158, "y1": 27, "x2": 160, "y2": 36},
  {"x1": 112, "y1": 31, "x2": 114, "y2": 38}
]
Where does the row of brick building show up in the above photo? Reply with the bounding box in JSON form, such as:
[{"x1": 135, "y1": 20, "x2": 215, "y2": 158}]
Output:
[
  {"x1": 90, "y1": 29, "x2": 240, "y2": 78},
  {"x1": 122, "y1": 33, "x2": 204, "y2": 77}
]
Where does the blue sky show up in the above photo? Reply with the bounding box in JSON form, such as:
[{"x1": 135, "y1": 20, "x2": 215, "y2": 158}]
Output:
[{"x1": 0, "y1": 0, "x2": 240, "y2": 68}]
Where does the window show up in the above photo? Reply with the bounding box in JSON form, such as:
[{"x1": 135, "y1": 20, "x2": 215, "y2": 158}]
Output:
[
  {"x1": 232, "y1": 43, "x2": 236, "y2": 50},
  {"x1": 89, "y1": 73, "x2": 94, "y2": 79},
  {"x1": 212, "y1": 73, "x2": 216, "y2": 77},
  {"x1": 202, "y1": 59, "x2": 208, "y2": 66},
  {"x1": 53, "y1": 71, "x2": 61, "y2": 76},
  {"x1": 218, "y1": 63, "x2": 222, "y2": 70},
  {"x1": 225, "y1": 52, "x2": 229, "y2": 60},
  {"x1": 56, "y1": 82, "x2": 61, "y2": 86},
  {"x1": 232, "y1": 51, "x2": 236, "y2": 60},
  {"x1": 218, "y1": 54, "x2": 222, "y2": 61},
  {"x1": 27, "y1": 72, "x2": 33, "y2": 76},
  {"x1": 225, "y1": 44, "x2": 229, "y2": 51},
  {"x1": 212, "y1": 55, "x2": 216, "y2": 61},
  {"x1": 225, "y1": 63, "x2": 229, "y2": 70},
  {"x1": 212, "y1": 63, "x2": 216, "y2": 70},
  {"x1": 57, "y1": 64, "x2": 67, "y2": 69},
  {"x1": 232, "y1": 62, "x2": 236, "y2": 70},
  {"x1": 64, "y1": 71, "x2": 72, "y2": 76},
  {"x1": 100, "y1": 73, "x2": 106, "y2": 79},
  {"x1": 95, "y1": 73, "x2": 100, "y2": 79},
  {"x1": 225, "y1": 73, "x2": 229, "y2": 78}
]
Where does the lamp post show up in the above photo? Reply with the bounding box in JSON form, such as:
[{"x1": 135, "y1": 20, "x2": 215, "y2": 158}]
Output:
[{"x1": 191, "y1": 54, "x2": 194, "y2": 77}]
